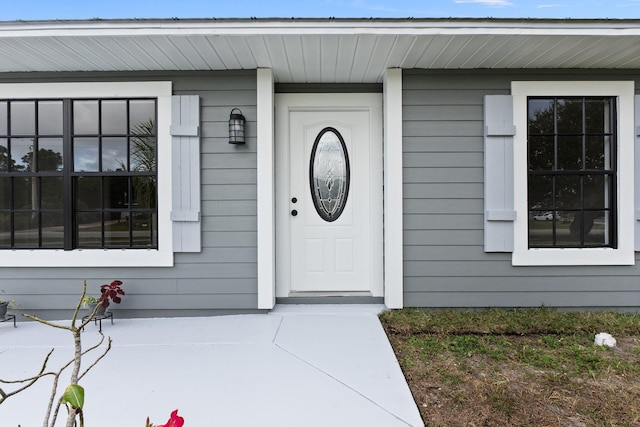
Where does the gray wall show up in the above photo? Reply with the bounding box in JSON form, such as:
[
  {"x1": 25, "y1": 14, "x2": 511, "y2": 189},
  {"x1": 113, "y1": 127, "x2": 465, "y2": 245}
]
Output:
[
  {"x1": 403, "y1": 69, "x2": 640, "y2": 309},
  {"x1": 0, "y1": 70, "x2": 259, "y2": 319}
]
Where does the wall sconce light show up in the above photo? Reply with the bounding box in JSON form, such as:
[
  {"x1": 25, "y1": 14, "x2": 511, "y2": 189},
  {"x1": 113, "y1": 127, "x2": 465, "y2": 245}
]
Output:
[{"x1": 229, "y1": 108, "x2": 246, "y2": 144}]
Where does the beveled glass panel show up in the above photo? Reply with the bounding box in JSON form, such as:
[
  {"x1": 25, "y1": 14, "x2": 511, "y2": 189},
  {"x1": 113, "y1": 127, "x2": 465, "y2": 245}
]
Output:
[
  {"x1": 41, "y1": 177, "x2": 63, "y2": 209},
  {"x1": 0, "y1": 212, "x2": 10, "y2": 247},
  {"x1": 76, "y1": 212, "x2": 102, "y2": 247},
  {"x1": 13, "y1": 212, "x2": 38, "y2": 247},
  {"x1": 102, "y1": 137, "x2": 128, "y2": 171},
  {"x1": 103, "y1": 176, "x2": 129, "y2": 209},
  {"x1": 557, "y1": 98, "x2": 583, "y2": 134},
  {"x1": 0, "y1": 102, "x2": 7, "y2": 135},
  {"x1": 131, "y1": 212, "x2": 156, "y2": 247},
  {"x1": 528, "y1": 135, "x2": 554, "y2": 170},
  {"x1": 130, "y1": 136, "x2": 156, "y2": 171},
  {"x1": 310, "y1": 128, "x2": 349, "y2": 222},
  {"x1": 528, "y1": 175, "x2": 552, "y2": 210},
  {"x1": 0, "y1": 176, "x2": 9, "y2": 209},
  {"x1": 585, "y1": 99, "x2": 610, "y2": 134},
  {"x1": 41, "y1": 211, "x2": 63, "y2": 248},
  {"x1": 38, "y1": 101, "x2": 63, "y2": 135},
  {"x1": 585, "y1": 136, "x2": 610, "y2": 170},
  {"x1": 76, "y1": 176, "x2": 102, "y2": 209},
  {"x1": 38, "y1": 138, "x2": 64, "y2": 171},
  {"x1": 528, "y1": 99, "x2": 554, "y2": 134},
  {"x1": 0, "y1": 139, "x2": 7, "y2": 171},
  {"x1": 584, "y1": 210, "x2": 608, "y2": 246},
  {"x1": 556, "y1": 136, "x2": 582, "y2": 170},
  {"x1": 555, "y1": 175, "x2": 581, "y2": 209},
  {"x1": 12, "y1": 176, "x2": 35, "y2": 210},
  {"x1": 129, "y1": 100, "x2": 155, "y2": 133},
  {"x1": 73, "y1": 100, "x2": 99, "y2": 135},
  {"x1": 10, "y1": 101, "x2": 36, "y2": 135},
  {"x1": 11, "y1": 138, "x2": 34, "y2": 172},
  {"x1": 101, "y1": 100, "x2": 128, "y2": 135},
  {"x1": 132, "y1": 176, "x2": 156, "y2": 209},
  {"x1": 73, "y1": 137, "x2": 99, "y2": 171}
]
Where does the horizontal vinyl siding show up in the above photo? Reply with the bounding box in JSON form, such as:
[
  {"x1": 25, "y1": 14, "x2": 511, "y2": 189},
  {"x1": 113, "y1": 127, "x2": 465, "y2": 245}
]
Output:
[
  {"x1": 403, "y1": 69, "x2": 640, "y2": 309},
  {"x1": 0, "y1": 70, "x2": 259, "y2": 318}
]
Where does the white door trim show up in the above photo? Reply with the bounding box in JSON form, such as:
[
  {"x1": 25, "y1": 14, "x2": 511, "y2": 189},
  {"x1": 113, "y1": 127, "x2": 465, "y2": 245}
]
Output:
[{"x1": 275, "y1": 93, "x2": 383, "y2": 298}]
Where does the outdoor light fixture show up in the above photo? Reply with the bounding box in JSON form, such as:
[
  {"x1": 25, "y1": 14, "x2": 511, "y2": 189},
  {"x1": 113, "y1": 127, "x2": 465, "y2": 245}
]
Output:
[{"x1": 228, "y1": 108, "x2": 246, "y2": 144}]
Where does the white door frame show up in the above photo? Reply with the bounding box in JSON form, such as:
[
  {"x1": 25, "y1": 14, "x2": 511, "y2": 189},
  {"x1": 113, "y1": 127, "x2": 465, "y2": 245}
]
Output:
[
  {"x1": 256, "y1": 68, "x2": 404, "y2": 309},
  {"x1": 275, "y1": 93, "x2": 383, "y2": 298}
]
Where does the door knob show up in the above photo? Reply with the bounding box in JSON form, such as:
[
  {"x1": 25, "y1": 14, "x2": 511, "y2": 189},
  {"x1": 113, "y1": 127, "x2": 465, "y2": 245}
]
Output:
[{"x1": 291, "y1": 210, "x2": 298, "y2": 216}]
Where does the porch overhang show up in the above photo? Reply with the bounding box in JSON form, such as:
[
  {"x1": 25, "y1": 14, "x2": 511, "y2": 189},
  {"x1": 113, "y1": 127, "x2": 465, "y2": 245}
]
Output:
[{"x1": 0, "y1": 18, "x2": 639, "y2": 82}]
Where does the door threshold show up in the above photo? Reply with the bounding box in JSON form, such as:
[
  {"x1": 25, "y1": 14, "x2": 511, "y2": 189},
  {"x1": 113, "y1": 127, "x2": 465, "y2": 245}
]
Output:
[{"x1": 276, "y1": 295, "x2": 384, "y2": 305}]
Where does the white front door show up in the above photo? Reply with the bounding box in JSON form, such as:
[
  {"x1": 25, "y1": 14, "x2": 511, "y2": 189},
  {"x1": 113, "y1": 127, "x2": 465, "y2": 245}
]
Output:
[{"x1": 275, "y1": 93, "x2": 383, "y2": 297}]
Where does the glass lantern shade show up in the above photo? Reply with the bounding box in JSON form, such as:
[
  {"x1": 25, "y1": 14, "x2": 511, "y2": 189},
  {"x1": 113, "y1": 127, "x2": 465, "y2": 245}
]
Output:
[{"x1": 228, "y1": 108, "x2": 245, "y2": 144}]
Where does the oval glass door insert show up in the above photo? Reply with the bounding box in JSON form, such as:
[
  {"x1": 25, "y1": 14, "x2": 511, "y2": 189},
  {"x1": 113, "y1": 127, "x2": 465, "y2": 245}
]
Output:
[{"x1": 309, "y1": 127, "x2": 350, "y2": 222}]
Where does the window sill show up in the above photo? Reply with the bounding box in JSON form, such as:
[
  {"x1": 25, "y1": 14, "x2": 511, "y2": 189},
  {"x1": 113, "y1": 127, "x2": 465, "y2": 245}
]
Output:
[
  {"x1": 0, "y1": 249, "x2": 174, "y2": 267},
  {"x1": 512, "y1": 247, "x2": 634, "y2": 266}
]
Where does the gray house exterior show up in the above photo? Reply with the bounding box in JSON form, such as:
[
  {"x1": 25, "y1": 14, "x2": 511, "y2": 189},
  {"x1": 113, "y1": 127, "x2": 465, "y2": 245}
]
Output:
[{"x1": 0, "y1": 18, "x2": 639, "y2": 318}]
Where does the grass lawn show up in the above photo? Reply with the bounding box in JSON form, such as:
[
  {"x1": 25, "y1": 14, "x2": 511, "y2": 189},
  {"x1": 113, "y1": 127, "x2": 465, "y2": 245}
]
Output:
[{"x1": 380, "y1": 308, "x2": 640, "y2": 426}]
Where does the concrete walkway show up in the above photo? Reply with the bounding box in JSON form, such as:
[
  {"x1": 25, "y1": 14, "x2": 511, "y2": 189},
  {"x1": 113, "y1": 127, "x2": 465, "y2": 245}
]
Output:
[{"x1": 0, "y1": 305, "x2": 423, "y2": 426}]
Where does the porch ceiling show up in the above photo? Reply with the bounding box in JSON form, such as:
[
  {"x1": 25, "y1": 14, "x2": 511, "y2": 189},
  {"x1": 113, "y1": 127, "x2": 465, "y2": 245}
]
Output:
[{"x1": 0, "y1": 18, "x2": 639, "y2": 83}]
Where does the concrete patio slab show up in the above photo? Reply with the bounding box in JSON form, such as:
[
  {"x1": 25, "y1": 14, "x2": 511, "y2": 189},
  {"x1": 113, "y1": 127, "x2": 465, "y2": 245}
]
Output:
[{"x1": 0, "y1": 305, "x2": 423, "y2": 426}]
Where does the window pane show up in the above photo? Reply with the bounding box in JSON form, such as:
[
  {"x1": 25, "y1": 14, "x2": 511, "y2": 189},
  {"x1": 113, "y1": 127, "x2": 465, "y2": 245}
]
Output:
[
  {"x1": 0, "y1": 176, "x2": 9, "y2": 209},
  {"x1": 0, "y1": 212, "x2": 10, "y2": 247},
  {"x1": 38, "y1": 101, "x2": 63, "y2": 135},
  {"x1": 583, "y1": 175, "x2": 610, "y2": 209},
  {"x1": 556, "y1": 136, "x2": 582, "y2": 170},
  {"x1": 557, "y1": 98, "x2": 583, "y2": 134},
  {"x1": 528, "y1": 175, "x2": 552, "y2": 210},
  {"x1": 76, "y1": 212, "x2": 102, "y2": 247},
  {"x1": 585, "y1": 136, "x2": 611, "y2": 170},
  {"x1": 13, "y1": 212, "x2": 38, "y2": 247},
  {"x1": 555, "y1": 175, "x2": 581, "y2": 209},
  {"x1": 103, "y1": 176, "x2": 128, "y2": 209},
  {"x1": 10, "y1": 101, "x2": 36, "y2": 135},
  {"x1": 41, "y1": 211, "x2": 63, "y2": 248},
  {"x1": 556, "y1": 211, "x2": 582, "y2": 246},
  {"x1": 132, "y1": 212, "x2": 156, "y2": 247},
  {"x1": 0, "y1": 139, "x2": 7, "y2": 171},
  {"x1": 102, "y1": 137, "x2": 128, "y2": 172},
  {"x1": 73, "y1": 100, "x2": 99, "y2": 135},
  {"x1": 41, "y1": 177, "x2": 63, "y2": 209},
  {"x1": 528, "y1": 136, "x2": 554, "y2": 171},
  {"x1": 37, "y1": 138, "x2": 64, "y2": 172},
  {"x1": 585, "y1": 99, "x2": 610, "y2": 134},
  {"x1": 528, "y1": 99, "x2": 554, "y2": 134},
  {"x1": 101, "y1": 100, "x2": 128, "y2": 135},
  {"x1": 76, "y1": 176, "x2": 101, "y2": 209},
  {"x1": 529, "y1": 214, "x2": 554, "y2": 247},
  {"x1": 0, "y1": 102, "x2": 7, "y2": 135},
  {"x1": 13, "y1": 176, "x2": 35, "y2": 210},
  {"x1": 73, "y1": 137, "x2": 99, "y2": 171},
  {"x1": 11, "y1": 138, "x2": 34, "y2": 172},
  {"x1": 129, "y1": 100, "x2": 155, "y2": 133},
  {"x1": 132, "y1": 176, "x2": 156, "y2": 209},
  {"x1": 105, "y1": 218, "x2": 130, "y2": 247},
  {"x1": 584, "y1": 211, "x2": 608, "y2": 246},
  {"x1": 130, "y1": 136, "x2": 156, "y2": 172}
]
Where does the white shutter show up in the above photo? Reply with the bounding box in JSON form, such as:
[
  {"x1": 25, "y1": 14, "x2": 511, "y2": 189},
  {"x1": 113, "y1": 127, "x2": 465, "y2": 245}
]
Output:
[
  {"x1": 635, "y1": 95, "x2": 640, "y2": 250},
  {"x1": 484, "y1": 95, "x2": 516, "y2": 252},
  {"x1": 170, "y1": 95, "x2": 201, "y2": 252}
]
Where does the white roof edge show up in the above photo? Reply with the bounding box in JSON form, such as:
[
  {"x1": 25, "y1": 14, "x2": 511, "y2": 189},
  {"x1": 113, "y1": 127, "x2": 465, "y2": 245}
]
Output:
[{"x1": 1, "y1": 17, "x2": 640, "y2": 37}]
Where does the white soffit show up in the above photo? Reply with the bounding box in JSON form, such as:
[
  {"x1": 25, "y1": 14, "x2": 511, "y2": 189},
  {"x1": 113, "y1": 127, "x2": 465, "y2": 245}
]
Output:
[{"x1": 0, "y1": 18, "x2": 639, "y2": 82}]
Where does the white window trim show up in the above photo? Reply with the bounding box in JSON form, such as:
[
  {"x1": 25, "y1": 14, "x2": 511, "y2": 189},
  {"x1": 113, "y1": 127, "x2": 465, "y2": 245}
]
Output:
[
  {"x1": 0, "y1": 81, "x2": 174, "y2": 267},
  {"x1": 511, "y1": 80, "x2": 635, "y2": 266}
]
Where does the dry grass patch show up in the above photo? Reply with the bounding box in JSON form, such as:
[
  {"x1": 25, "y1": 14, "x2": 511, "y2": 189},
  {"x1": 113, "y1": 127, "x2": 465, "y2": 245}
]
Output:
[{"x1": 380, "y1": 308, "x2": 640, "y2": 427}]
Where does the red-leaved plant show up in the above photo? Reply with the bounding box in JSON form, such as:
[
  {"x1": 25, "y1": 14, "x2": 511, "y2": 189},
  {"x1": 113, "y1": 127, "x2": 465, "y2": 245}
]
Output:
[
  {"x1": 146, "y1": 409, "x2": 184, "y2": 427},
  {"x1": 98, "y1": 280, "x2": 125, "y2": 309}
]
